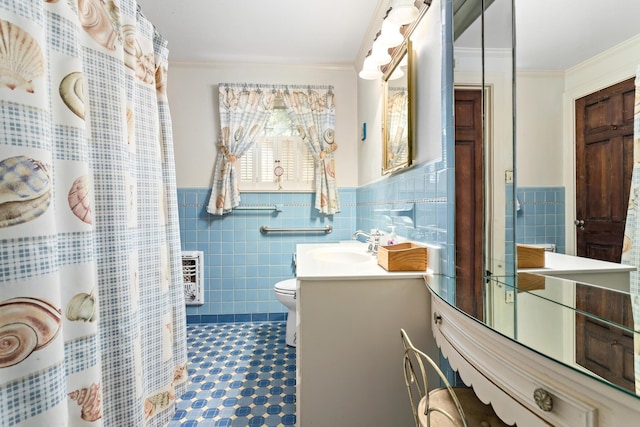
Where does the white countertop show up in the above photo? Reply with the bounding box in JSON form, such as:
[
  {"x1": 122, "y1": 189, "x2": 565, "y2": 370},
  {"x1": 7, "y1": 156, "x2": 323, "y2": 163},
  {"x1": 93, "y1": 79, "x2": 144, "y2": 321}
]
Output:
[
  {"x1": 295, "y1": 242, "x2": 431, "y2": 280},
  {"x1": 518, "y1": 252, "x2": 635, "y2": 275},
  {"x1": 518, "y1": 252, "x2": 635, "y2": 292}
]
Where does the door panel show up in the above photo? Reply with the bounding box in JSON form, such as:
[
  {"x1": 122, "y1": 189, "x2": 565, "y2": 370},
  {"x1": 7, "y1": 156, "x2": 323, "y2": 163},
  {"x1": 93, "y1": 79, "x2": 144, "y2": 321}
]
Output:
[
  {"x1": 575, "y1": 285, "x2": 635, "y2": 392},
  {"x1": 576, "y1": 77, "x2": 634, "y2": 261},
  {"x1": 574, "y1": 76, "x2": 635, "y2": 392},
  {"x1": 455, "y1": 89, "x2": 484, "y2": 321}
]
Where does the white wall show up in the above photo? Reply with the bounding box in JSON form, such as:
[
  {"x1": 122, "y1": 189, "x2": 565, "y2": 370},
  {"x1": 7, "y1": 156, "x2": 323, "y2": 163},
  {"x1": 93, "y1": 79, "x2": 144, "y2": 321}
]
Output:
[
  {"x1": 517, "y1": 281, "x2": 572, "y2": 364},
  {"x1": 412, "y1": 1, "x2": 443, "y2": 166},
  {"x1": 516, "y1": 72, "x2": 564, "y2": 187},
  {"x1": 166, "y1": 62, "x2": 360, "y2": 188},
  {"x1": 356, "y1": 78, "x2": 384, "y2": 186},
  {"x1": 515, "y1": 48, "x2": 640, "y2": 189}
]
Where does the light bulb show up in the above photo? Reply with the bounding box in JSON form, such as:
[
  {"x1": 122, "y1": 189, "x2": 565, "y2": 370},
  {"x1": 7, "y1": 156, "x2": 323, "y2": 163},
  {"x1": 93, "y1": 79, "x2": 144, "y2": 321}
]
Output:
[
  {"x1": 359, "y1": 67, "x2": 383, "y2": 80},
  {"x1": 359, "y1": 57, "x2": 382, "y2": 79},
  {"x1": 388, "y1": 0, "x2": 419, "y2": 25},
  {"x1": 377, "y1": 19, "x2": 403, "y2": 48},
  {"x1": 368, "y1": 41, "x2": 392, "y2": 66}
]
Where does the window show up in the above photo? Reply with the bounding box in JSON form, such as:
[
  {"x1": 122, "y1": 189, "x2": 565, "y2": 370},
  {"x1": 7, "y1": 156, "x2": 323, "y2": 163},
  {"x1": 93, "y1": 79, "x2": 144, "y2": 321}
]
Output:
[{"x1": 239, "y1": 106, "x2": 315, "y2": 191}]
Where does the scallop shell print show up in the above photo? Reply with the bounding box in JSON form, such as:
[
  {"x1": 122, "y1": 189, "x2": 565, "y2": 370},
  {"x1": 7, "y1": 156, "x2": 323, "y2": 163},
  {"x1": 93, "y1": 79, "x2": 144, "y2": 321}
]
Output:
[
  {"x1": 68, "y1": 175, "x2": 92, "y2": 224},
  {"x1": 323, "y1": 128, "x2": 335, "y2": 144},
  {"x1": 0, "y1": 19, "x2": 45, "y2": 93},
  {"x1": 66, "y1": 289, "x2": 97, "y2": 322},
  {"x1": 0, "y1": 297, "x2": 62, "y2": 368},
  {"x1": 326, "y1": 159, "x2": 336, "y2": 178},
  {"x1": 68, "y1": 383, "x2": 102, "y2": 421},
  {"x1": 172, "y1": 362, "x2": 188, "y2": 385},
  {"x1": 156, "y1": 64, "x2": 167, "y2": 96},
  {"x1": 0, "y1": 155, "x2": 51, "y2": 228},
  {"x1": 77, "y1": 0, "x2": 119, "y2": 51},
  {"x1": 122, "y1": 24, "x2": 155, "y2": 84},
  {"x1": 59, "y1": 72, "x2": 84, "y2": 119},
  {"x1": 144, "y1": 390, "x2": 174, "y2": 419}
]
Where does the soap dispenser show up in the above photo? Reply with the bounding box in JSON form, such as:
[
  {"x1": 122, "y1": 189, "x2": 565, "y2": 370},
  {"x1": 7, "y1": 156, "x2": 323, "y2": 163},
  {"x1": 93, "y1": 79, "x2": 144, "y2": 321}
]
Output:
[{"x1": 387, "y1": 226, "x2": 397, "y2": 245}]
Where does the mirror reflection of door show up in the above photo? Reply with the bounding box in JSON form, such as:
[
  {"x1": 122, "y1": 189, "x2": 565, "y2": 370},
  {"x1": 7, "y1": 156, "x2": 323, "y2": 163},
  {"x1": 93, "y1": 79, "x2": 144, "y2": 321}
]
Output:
[
  {"x1": 575, "y1": 76, "x2": 635, "y2": 392},
  {"x1": 575, "y1": 77, "x2": 635, "y2": 262},
  {"x1": 455, "y1": 88, "x2": 484, "y2": 321}
]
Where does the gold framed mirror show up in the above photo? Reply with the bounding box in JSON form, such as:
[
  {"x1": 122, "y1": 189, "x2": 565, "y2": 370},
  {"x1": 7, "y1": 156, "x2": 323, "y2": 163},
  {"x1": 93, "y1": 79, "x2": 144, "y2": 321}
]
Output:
[{"x1": 382, "y1": 40, "x2": 413, "y2": 175}]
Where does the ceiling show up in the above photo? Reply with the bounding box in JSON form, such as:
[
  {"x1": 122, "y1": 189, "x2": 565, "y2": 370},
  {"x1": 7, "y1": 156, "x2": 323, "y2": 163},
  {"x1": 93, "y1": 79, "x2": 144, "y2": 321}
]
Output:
[
  {"x1": 135, "y1": 0, "x2": 382, "y2": 65},
  {"x1": 136, "y1": 0, "x2": 640, "y2": 71},
  {"x1": 513, "y1": 0, "x2": 640, "y2": 71}
]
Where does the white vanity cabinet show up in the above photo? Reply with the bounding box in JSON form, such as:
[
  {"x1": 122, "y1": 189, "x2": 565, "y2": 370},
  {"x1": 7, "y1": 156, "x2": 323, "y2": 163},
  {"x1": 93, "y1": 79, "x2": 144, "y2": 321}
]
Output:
[
  {"x1": 295, "y1": 243, "x2": 438, "y2": 427},
  {"x1": 430, "y1": 291, "x2": 640, "y2": 427}
]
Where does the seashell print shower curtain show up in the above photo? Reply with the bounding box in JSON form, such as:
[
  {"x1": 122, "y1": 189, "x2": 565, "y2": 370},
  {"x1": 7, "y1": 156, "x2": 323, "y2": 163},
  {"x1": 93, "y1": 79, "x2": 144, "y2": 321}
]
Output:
[
  {"x1": 0, "y1": 1, "x2": 187, "y2": 426},
  {"x1": 621, "y1": 65, "x2": 640, "y2": 394}
]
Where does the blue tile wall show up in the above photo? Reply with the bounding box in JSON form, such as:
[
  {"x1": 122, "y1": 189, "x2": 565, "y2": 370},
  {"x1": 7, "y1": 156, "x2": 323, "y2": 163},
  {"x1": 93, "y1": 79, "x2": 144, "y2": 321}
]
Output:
[
  {"x1": 355, "y1": 162, "x2": 456, "y2": 278},
  {"x1": 515, "y1": 187, "x2": 566, "y2": 254},
  {"x1": 177, "y1": 188, "x2": 356, "y2": 323}
]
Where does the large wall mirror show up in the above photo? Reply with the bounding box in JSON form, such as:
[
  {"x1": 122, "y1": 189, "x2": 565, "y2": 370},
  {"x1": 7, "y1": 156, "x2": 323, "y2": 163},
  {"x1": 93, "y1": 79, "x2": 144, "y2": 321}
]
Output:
[
  {"x1": 382, "y1": 41, "x2": 413, "y2": 174},
  {"x1": 452, "y1": 0, "x2": 515, "y2": 323},
  {"x1": 445, "y1": 0, "x2": 640, "y2": 401}
]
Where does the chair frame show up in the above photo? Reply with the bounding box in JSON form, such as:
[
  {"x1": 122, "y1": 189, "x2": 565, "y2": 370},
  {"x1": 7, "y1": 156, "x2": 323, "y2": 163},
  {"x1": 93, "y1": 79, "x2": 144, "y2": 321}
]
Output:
[{"x1": 401, "y1": 328, "x2": 469, "y2": 427}]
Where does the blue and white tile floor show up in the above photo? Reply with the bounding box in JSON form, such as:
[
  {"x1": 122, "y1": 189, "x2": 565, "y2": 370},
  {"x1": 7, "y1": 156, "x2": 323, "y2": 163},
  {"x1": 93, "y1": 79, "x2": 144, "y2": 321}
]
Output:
[{"x1": 169, "y1": 321, "x2": 296, "y2": 427}]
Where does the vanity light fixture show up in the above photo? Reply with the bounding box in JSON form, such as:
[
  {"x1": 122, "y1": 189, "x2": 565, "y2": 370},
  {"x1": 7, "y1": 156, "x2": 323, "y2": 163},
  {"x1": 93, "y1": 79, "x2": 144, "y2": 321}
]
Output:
[
  {"x1": 359, "y1": 58, "x2": 383, "y2": 80},
  {"x1": 368, "y1": 41, "x2": 392, "y2": 65},
  {"x1": 388, "y1": 0, "x2": 420, "y2": 25},
  {"x1": 377, "y1": 19, "x2": 404, "y2": 48},
  {"x1": 358, "y1": 1, "x2": 425, "y2": 80}
]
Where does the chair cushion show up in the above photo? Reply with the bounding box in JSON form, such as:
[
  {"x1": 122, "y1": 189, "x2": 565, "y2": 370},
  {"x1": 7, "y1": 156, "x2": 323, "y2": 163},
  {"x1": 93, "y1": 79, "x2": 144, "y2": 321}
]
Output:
[{"x1": 417, "y1": 387, "x2": 512, "y2": 426}]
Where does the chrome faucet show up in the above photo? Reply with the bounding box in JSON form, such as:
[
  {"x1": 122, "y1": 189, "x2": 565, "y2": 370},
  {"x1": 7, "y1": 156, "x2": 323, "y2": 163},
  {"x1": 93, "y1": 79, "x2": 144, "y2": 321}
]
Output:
[{"x1": 352, "y1": 229, "x2": 382, "y2": 254}]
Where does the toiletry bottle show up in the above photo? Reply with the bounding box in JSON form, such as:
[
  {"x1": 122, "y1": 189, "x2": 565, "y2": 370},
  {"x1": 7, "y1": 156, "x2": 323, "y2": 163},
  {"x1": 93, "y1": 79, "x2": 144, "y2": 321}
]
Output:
[{"x1": 387, "y1": 226, "x2": 397, "y2": 245}]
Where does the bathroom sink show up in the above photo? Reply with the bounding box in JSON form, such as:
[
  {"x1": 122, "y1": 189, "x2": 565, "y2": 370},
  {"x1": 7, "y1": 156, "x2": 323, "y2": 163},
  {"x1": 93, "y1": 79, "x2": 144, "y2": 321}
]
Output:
[{"x1": 308, "y1": 246, "x2": 373, "y2": 264}]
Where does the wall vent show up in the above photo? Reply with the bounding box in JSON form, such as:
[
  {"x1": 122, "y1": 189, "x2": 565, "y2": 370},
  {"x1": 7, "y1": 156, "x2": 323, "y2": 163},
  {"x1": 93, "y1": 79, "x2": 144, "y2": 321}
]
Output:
[{"x1": 182, "y1": 251, "x2": 204, "y2": 305}]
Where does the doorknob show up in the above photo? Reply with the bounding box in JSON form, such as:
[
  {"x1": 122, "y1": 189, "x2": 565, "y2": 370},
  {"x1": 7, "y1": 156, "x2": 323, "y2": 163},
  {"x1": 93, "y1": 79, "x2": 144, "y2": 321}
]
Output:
[{"x1": 574, "y1": 219, "x2": 585, "y2": 230}]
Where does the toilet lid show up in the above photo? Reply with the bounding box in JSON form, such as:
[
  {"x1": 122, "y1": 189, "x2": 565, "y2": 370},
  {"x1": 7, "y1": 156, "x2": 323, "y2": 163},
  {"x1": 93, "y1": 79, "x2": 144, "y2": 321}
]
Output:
[{"x1": 275, "y1": 278, "x2": 296, "y2": 294}]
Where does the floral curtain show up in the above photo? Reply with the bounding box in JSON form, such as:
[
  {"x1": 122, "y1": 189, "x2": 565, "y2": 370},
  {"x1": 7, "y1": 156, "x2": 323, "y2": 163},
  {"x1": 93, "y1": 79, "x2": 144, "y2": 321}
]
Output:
[
  {"x1": 386, "y1": 87, "x2": 409, "y2": 169},
  {"x1": 0, "y1": 1, "x2": 187, "y2": 426},
  {"x1": 621, "y1": 65, "x2": 640, "y2": 394},
  {"x1": 281, "y1": 86, "x2": 340, "y2": 214},
  {"x1": 206, "y1": 84, "x2": 276, "y2": 215}
]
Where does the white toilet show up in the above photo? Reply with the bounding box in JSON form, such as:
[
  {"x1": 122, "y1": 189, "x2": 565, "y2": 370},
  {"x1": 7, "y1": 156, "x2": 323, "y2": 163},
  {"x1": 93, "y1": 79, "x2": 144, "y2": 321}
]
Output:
[{"x1": 274, "y1": 278, "x2": 297, "y2": 347}]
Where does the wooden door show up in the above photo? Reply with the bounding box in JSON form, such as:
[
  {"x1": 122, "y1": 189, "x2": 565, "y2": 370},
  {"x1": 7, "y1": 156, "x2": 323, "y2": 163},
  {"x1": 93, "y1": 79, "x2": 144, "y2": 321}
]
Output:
[
  {"x1": 575, "y1": 77, "x2": 635, "y2": 260},
  {"x1": 575, "y1": 285, "x2": 635, "y2": 391},
  {"x1": 574, "y1": 77, "x2": 635, "y2": 392},
  {"x1": 455, "y1": 89, "x2": 484, "y2": 321}
]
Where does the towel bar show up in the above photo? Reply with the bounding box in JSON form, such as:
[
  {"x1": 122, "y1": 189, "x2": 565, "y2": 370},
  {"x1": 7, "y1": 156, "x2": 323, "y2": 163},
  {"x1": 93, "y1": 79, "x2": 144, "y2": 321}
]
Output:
[
  {"x1": 234, "y1": 205, "x2": 281, "y2": 211},
  {"x1": 260, "y1": 225, "x2": 332, "y2": 234}
]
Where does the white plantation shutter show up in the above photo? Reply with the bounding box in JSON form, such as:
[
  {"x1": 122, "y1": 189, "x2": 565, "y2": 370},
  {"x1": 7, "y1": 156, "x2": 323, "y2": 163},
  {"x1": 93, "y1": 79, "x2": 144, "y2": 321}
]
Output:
[
  {"x1": 280, "y1": 137, "x2": 296, "y2": 181},
  {"x1": 240, "y1": 149, "x2": 253, "y2": 182},
  {"x1": 301, "y1": 145, "x2": 314, "y2": 183},
  {"x1": 238, "y1": 106, "x2": 314, "y2": 190},
  {"x1": 259, "y1": 137, "x2": 275, "y2": 183}
]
